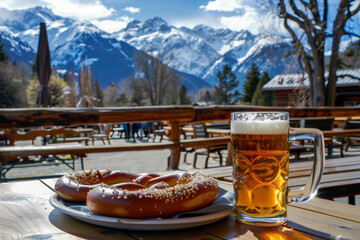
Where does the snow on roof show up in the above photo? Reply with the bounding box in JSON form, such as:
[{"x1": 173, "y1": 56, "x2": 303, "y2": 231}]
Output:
[{"x1": 263, "y1": 68, "x2": 360, "y2": 91}]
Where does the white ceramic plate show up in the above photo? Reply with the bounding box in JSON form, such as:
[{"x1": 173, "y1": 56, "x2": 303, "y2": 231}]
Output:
[{"x1": 49, "y1": 192, "x2": 233, "y2": 231}]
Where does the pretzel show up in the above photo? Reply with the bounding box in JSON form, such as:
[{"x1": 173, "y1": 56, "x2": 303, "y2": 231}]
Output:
[
  {"x1": 86, "y1": 171, "x2": 219, "y2": 218},
  {"x1": 55, "y1": 170, "x2": 219, "y2": 218},
  {"x1": 55, "y1": 169, "x2": 142, "y2": 202}
]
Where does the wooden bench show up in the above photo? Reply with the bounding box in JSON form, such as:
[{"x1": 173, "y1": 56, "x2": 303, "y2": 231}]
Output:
[
  {"x1": 201, "y1": 156, "x2": 360, "y2": 205},
  {"x1": 3, "y1": 127, "x2": 90, "y2": 146},
  {"x1": 290, "y1": 143, "x2": 315, "y2": 159},
  {"x1": 344, "y1": 120, "x2": 360, "y2": 151},
  {"x1": 0, "y1": 142, "x2": 87, "y2": 182},
  {"x1": 0, "y1": 141, "x2": 178, "y2": 182},
  {"x1": 49, "y1": 128, "x2": 90, "y2": 145}
]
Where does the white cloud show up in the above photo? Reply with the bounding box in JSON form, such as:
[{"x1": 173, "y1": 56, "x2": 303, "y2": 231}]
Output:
[
  {"x1": 0, "y1": 0, "x2": 40, "y2": 9},
  {"x1": 44, "y1": 0, "x2": 114, "y2": 20},
  {"x1": 200, "y1": 0, "x2": 242, "y2": 12},
  {"x1": 199, "y1": 0, "x2": 282, "y2": 34},
  {"x1": 0, "y1": 0, "x2": 115, "y2": 20},
  {"x1": 123, "y1": 6, "x2": 140, "y2": 14},
  {"x1": 171, "y1": 14, "x2": 223, "y2": 29},
  {"x1": 91, "y1": 16, "x2": 132, "y2": 33}
]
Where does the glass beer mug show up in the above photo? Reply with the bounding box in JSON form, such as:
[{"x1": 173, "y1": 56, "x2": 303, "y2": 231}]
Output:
[{"x1": 231, "y1": 112, "x2": 324, "y2": 226}]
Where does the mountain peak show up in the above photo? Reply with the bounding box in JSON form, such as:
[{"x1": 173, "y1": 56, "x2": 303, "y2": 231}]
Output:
[
  {"x1": 124, "y1": 20, "x2": 141, "y2": 30},
  {"x1": 123, "y1": 17, "x2": 171, "y2": 34},
  {"x1": 144, "y1": 16, "x2": 166, "y2": 25},
  {"x1": 0, "y1": 5, "x2": 61, "y2": 32}
]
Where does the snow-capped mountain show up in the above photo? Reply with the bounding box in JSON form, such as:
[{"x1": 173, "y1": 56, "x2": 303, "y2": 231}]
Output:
[
  {"x1": 0, "y1": 26, "x2": 35, "y2": 65},
  {"x1": 181, "y1": 25, "x2": 254, "y2": 55},
  {"x1": 115, "y1": 18, "x2": 302, "y2": 91},
  {"x1": 0, "y1": 6, "x2": 307, "y2": 93},
  {"x1": 114, "y1": 17, "x2": 220, "y2": 77},
  {"x1": 0, "y1": 7, "x2": 208, "y2": 90},
  {"x1": 201, "y1": 35, "x2": 300, "y2": 90}
]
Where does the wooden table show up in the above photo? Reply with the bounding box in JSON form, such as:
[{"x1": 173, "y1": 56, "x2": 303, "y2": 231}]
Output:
[{"x1": 1, "y1": 178, "x2": 360, "y2": 239}]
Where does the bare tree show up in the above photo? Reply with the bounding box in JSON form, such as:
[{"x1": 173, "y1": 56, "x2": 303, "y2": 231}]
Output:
[
  {"x1": 278, "y1": 0, "x2": 360, "y2": 106},
  {"x1": 78, "y1": 60, "x2": 86, "y2": 107},
  {"x1": 94, "y1": 77, "x2": 102, "y2": 107},
  {"x1": 327, "y1": 1, "x2": 360, "y2": 106},
  {"x1": 78, "y1": 59, "x2": 96, "y2": 107},
  {"x1": 131, "y1": 51, "x2": 180, "y2": 106},
  {"x1": 63, "y1": 70, "x2": 77, "y2": 107},
  {"x1": 87, "y1": 66, "x2": 94, "y2": 107}
]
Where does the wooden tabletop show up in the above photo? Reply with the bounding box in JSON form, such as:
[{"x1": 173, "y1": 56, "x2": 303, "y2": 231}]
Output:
[{"x1": 1, "y1": 176, "x2": 360, "y2": 239}]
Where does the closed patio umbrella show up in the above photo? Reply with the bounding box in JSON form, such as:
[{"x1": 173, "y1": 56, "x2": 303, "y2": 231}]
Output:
[{"x1": 36, "y1": 22, "x2": 51, "y2": 106}]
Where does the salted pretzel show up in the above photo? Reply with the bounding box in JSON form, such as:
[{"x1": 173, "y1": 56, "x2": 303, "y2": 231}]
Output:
[
  {"x1": 55, "y1": 170, "x2": 219, "y2": 218},
  {"x1": 86, "y1": 171, "x2": 219, "y2": 218},
  {"x1": 55, "y1": 169, "x2": 145, "y2": 202}
]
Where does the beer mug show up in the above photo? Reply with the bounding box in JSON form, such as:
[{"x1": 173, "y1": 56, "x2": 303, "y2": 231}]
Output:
[{"x1": 231, "y1": 112, "x2": 324, "y2": 226}]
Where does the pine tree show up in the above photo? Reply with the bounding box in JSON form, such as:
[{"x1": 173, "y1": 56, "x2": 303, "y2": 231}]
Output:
[
  {"x1": 213, "y1": 64, "x2": 240, "y2": 105},
  {"x1": 179, "y1": 84, "x2": 192, "y2": 105},
  {"x1": 0, "y1": 40, "x2": 8, "y2": 62},
  {"x1": 242, "y1": 63, "x2": 260, "y2": 104},
  {"x1": 0, "y1": 40, "x2": 27, "y2": 107},
  {"x1": 251, "y1": 71, "x2": 273, "y2": 106}
]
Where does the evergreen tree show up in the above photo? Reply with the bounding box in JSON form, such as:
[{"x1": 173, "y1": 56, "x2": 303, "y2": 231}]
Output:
[
  {"x1": 251, "y1": 71, "x2": 273, "y2": 106},
  {"x1": 130, "y1": 79, "x2": 146, "y2": 106},
  {"x1": 179, "y1": 84, "x2": 192, "y2": 105},
  {"x1": 116, "y1": 93, "x2": 129, "y2": 106},
  {"x1": 242, "y1": 63, "x2": 260, "y2": 104},
  {"x1": 0, "y1": 64, "x2": 25, "y2": 107},
  {"x1": 0, "y1": 40, "x2": 8, "y2": 62},
  {"x1": 0, "y1": 41, "x2": 27, "y2": 107},
  {"x1": 213, "y1": 64, "x2": 240, "y2": 105},
  {"x1": 31, "y1": 57, "x2": 37, "y2": 73}
]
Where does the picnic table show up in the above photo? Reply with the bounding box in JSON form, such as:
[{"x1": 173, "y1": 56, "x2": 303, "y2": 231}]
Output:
[{"x1": 1, "y1": 177, "x2": 359, "y2": 239}]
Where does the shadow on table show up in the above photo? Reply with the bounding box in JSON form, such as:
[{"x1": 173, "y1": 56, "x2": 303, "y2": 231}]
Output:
[
  {"x1": 200, "y1": 214, "x2": 332, "y2": 240},
  {"x1": 49, "y1": 210, "x2": 126, "y2": 239}
]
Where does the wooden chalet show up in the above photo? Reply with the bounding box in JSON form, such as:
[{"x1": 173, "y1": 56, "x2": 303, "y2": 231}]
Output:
[{"x1": 262, "y1": 69, "x2": 360, "y2": 106}]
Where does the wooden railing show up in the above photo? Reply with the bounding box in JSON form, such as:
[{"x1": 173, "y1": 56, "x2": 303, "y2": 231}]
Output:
[{"x1": 1, "y1": 105, "x2": 360, "y2": 169}]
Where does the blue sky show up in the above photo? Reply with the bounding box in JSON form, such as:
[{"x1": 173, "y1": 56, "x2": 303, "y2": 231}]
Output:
[
  {"x1": 0, "y1": 0, "x2": 359, "y2": 37},
  {"x1": 0, "y1": 0, "x2": 278, "y2": 34}
]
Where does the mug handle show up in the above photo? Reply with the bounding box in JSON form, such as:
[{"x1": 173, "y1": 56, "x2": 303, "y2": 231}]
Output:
[{"x1": 288, "y1": 128, "x2": 325, "y2": 203}]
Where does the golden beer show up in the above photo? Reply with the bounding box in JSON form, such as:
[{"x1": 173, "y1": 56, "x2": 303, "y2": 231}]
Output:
[
  {"x1": 231, "y1": 112, "x2": 324, "y2": 226},
  {"x1": 231, "y1": 133, "x2": 289, "y2": 220}
]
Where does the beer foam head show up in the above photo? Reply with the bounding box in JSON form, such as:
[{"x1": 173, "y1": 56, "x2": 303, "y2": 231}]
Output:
[{"x1": 231, "y1": 112, "x2": 289, "y2": 134}]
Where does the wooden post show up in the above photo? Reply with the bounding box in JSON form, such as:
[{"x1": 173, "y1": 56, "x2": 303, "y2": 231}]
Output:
[
  {"x1": 169, "y1": 121, "x2": 181, "y2": 169},
  {"x1": 227, "y1": 142, "x2": 232, "y2": 166}
]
